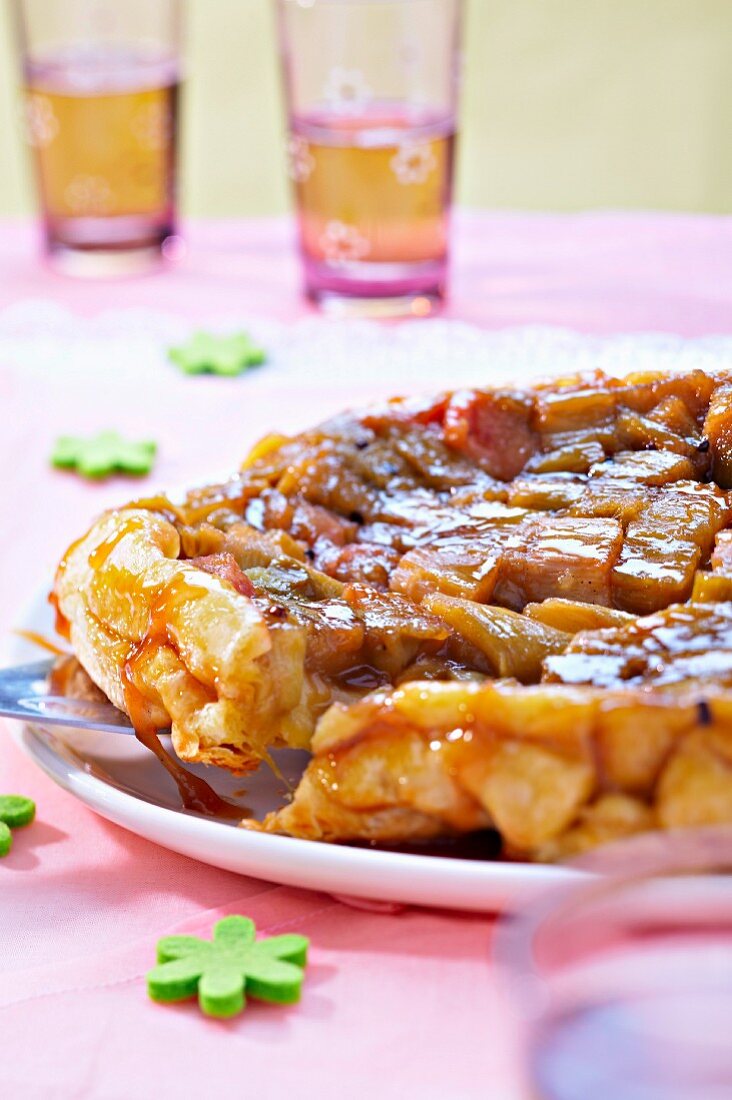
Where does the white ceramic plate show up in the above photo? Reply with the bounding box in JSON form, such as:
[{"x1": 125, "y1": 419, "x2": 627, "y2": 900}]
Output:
[{"x1": 8, "y1": 589, "x2": 577, "y2": 912}]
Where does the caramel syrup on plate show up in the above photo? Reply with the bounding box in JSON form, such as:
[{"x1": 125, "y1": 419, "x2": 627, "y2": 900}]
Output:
[
  {"x1": 132, "y1": 722, "x2": 247, "y2": 821},
  {"x1": 353, "y1": 829, "x2": 503, "y2": 862}
]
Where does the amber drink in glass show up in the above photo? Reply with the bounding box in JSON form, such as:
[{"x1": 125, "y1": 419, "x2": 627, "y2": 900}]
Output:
[
  {"x1": 14, "y1": 0, "x2": 183, "y2": 275},
  {"x1": 276, "y1": 0, "x2": 463, "y2": 315}
]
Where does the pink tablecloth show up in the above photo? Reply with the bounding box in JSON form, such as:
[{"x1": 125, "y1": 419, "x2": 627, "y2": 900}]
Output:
[{"x1": 1, "y1": 211, "x2": 732, "y2": 1100}]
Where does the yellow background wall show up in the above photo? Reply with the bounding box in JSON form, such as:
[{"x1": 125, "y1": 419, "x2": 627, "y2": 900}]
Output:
[{"x1": 1, "y1": 0, "x2": 731, "y2": 217}]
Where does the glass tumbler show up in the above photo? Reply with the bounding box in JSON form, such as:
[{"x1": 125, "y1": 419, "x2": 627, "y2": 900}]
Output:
[
  {"x1": 496, "y1": 828, "x2": 732, "y2": 1100},
  {"x1": 275, "y1": 0, "x2": 463, "y2": 316},
  {"x1": 13, "y1": 0, "x2": 183, "y2": 276}
]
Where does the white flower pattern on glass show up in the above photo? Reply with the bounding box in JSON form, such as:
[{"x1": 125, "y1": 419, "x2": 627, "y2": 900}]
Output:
[
  {"x1": 390, "y1": 142, "x2": 437, "y2": 186},
  {"x1": 319, "y1": 221, "x2": 370, "y2": 264},
  {"x1": 321, "y1": 67, "x2": 372, "y2": 115},
  {"x1": 64, "y1": 175, "x2": 114, "y2": 215},
  {"x1": 287, "y1": 135, "x2": 315, "y2": 183},
  {"x1": 130, "y1": 102, "x2": 170, "y2": 150},
  {"x1": 24, "y1": 94, "x2": 59, "y2": 147}
]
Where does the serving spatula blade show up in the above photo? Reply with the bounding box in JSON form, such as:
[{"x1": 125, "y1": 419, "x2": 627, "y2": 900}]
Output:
[{"x1": 0, "y1": 659, "x2": 137, "y2": 735}]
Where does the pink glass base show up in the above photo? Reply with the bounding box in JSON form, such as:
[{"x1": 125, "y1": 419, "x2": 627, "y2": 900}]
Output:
[
  {"x1": 43, "y1": 214, "x2": 176, "y2": 277},
  {"x1": 303, "y1": 255, "x2": 447, "y2": 317}
]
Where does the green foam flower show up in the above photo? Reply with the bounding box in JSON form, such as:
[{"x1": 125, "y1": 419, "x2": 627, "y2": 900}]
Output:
[
  {"x1": 168, "y1": 331, "x2": 266, "y2": 377},
  {"x1": 147, "y1": 915, "x2": 309, "y2": 1018},
  {"x1": 0, "y1": 795, "x2": 36, "y2": 857},
  {"x1": 51, "y1": 432, "x2": 157, "y2": 480}
]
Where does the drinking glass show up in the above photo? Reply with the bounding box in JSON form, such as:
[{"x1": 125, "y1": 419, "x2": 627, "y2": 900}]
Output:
[
  {"x1": 496, "y1": 828, "x2": 732, "y2": 1100},
  {"x1": 275, "y1": 0, "x2": 463, "y2": 316},
  {"x1": 13, "y1": 0, "x2": 183, "y2": 276}
]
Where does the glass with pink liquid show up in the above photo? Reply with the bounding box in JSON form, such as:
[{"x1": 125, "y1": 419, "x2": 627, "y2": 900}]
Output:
[
  {"x1": 276, "y1": 0, "x2": 463, "y2": 315},
  {"x1": 13, "y1": 0, "x2": 183, "y2": 276}
]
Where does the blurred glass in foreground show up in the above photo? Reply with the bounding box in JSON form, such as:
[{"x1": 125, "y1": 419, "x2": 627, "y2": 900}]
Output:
[
  {"x1": 497, "y1": 829, "x2": 732, "y2": 1100},
  {"x1": 275, "y1": 0, "x2": 463, "y2": 316},
  {"x1": 13, "y1": 0, "x2": 183, "y2": 276}
]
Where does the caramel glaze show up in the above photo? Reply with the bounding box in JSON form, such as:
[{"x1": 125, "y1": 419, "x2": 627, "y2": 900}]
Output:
[
  {"x1": 335, "y1": 664, "x2": 389, "y2": 692},
  {"x1": 46, "y1": 654, "x2": 248, "y2": 819},
  {"x1": 50, "y1": 529, "x2": 91, "y2": 642},
  {"x1": 52, "y1": 515, "x2": 257, "y2": 819},
  {"x1": 16, "y1": 629, "x2": 68, "y2": 657},
  {"x1": 48, "y1": 590, "x2": 71, "y2": 642},
  {"x1": 120, "y1": 573, "x2": 247, "y2": 820}
]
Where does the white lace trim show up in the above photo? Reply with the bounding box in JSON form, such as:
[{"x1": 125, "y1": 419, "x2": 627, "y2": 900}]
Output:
[{"x1": 3, "y1": 298, "x2": 732, "y2": 392}]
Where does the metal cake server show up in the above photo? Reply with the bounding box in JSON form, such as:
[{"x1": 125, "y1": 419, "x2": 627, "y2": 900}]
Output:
[{"x1": 0, "y1": 659, "x2": 136, "y2": 735}]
